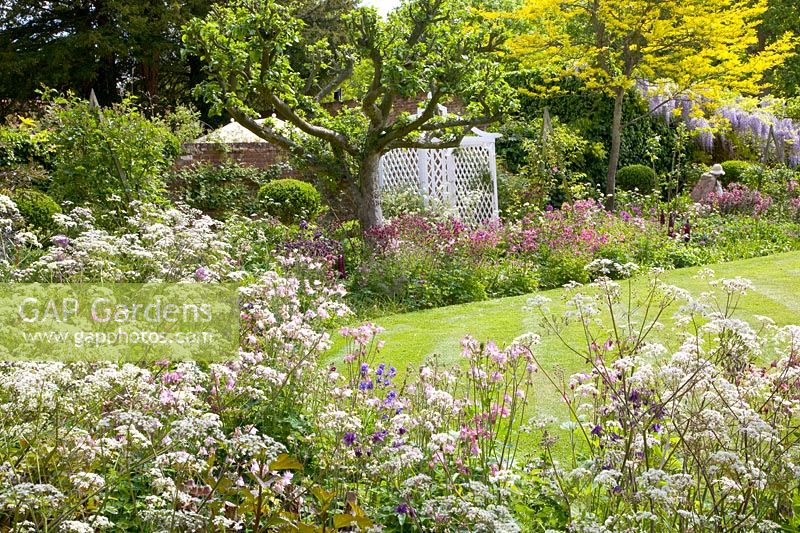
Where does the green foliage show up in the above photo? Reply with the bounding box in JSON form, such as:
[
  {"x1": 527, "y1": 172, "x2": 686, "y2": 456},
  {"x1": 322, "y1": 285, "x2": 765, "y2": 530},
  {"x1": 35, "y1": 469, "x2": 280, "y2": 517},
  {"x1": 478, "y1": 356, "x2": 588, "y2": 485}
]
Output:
[
  {"x1": 759, "y1": 0, "x2": 800, "y2": 97},
  {"x1": 0, "y1": 121, "x2": 53, "y2": 169},
  {"x1": 786, "y1": 97, "x2": 800, "y2": 120},
  {"x1": 0, "y1": 0, "x2": 214, "y2": 109},
  {"x1": 739, "y1": 164, "x2": 798, "y2": 198},
  {"x1": 0, "y1": 165, "x2": 51, "y2": 193},
  {"x1": 258, "y1": 179, "x2": 322, "y2": 224},
  {"x1": 496, "y1": 118, "x2": 600, "y2": 211},
  {"x1": 44, "y1": 94, "x2": 182, "y2": 213},
  {"x1": 169, "y1": 163, "x2": 276, "y2": 217},
  {"x1": 348, "y1": 252, "x2": 491, "y2": 313},
  {"x1": 720, "y1": 160, "x2": 753, "y2": 185},
  {"x1": 681, "y1": 162, "x2": 708, "y2": 191},
  {"x1": 616, "y1": 164, "x2": 656, "y2": 193},
  {"x1": 9, "y1": 188, "x2": 61, "y2": 232},
  {"x1": 183, "y1": 0, "x2": 515, "y2": 230},
  {"x1": 537, "y1": 250, "x2": 590, "y2": 287},
  {"x1": 507, "y1": 74, "x2": 690, "y2": 188}
]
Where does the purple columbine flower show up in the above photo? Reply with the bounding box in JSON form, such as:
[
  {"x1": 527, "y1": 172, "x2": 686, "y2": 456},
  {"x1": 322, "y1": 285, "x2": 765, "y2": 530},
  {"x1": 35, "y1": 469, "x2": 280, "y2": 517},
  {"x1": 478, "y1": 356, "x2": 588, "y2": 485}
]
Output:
[
  {"x1": 384, "y1": 390, "x2": 397, "y2": 404},
  {"x1": 396, "y1": 503, "x2": 412, "y2": 515},
  {"x1": 195, "y1": 267, "x2": 210, "y2": 281},
  {"x1": 360, "y1": 362, "x2": 369, "y2": 375},
  {"x1": 590, "y1": 425, "x2": 603, "y2": 437},
  {"x1": 343, "y1": 432, "x2": 357, "y2": 446}
]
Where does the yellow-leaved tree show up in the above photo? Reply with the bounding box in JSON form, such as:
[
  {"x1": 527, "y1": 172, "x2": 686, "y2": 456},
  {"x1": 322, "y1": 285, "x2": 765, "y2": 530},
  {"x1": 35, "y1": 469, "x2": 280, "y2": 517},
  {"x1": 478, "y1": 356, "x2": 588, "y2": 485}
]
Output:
[{"x1": 501, "y1": 0, "x2": 797, "y2": 207}]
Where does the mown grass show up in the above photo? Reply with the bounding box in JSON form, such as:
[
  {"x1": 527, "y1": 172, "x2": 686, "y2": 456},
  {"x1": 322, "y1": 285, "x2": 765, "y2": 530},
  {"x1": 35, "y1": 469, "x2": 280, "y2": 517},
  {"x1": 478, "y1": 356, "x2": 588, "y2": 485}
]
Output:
[{"x1": 330, "y1": 252, "x2": 800, "y2": 433}]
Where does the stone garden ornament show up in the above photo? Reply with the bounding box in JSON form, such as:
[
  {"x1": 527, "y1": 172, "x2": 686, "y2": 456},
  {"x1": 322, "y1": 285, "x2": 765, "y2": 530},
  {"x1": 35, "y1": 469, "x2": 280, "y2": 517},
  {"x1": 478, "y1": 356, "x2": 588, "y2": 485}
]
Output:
[{"x1": 691, "y1": 163, "x2": 725, "y2": 202}]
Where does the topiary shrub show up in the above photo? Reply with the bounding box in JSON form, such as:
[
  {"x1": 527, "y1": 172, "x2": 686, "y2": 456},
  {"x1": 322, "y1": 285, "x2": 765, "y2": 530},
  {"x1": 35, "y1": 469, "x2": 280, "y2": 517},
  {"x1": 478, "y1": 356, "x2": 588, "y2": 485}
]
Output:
[
  {"x1": 720, "y1": 160, "x2": 753, "y2": 186},
  {"x1": 9, "y1": 188, "x2": 61, "y2": 231},
  {"x1": 616, "y1": 164, "x2": 656, "y2": 193},
  {"x1": 258, "y1": 179, "x2": 322, "y2": 224}
]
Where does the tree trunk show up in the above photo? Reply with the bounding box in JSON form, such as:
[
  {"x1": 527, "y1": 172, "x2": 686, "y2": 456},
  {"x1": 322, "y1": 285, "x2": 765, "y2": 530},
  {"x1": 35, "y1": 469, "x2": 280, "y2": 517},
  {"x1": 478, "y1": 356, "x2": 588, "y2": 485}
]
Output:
[
  {"x1": 606, "y1": 87, "x2": 625, "y2": 210},
  {"x1": 356, "y1": 152, "x2": 384, "y2": 231}
]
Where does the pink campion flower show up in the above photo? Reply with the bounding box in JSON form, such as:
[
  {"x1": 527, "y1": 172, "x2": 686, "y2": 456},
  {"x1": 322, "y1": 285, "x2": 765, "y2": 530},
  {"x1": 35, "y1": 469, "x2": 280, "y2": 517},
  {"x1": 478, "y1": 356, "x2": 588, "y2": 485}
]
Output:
[{"x1": 162, "y1": 371, "x2": 183, "y2": 384}]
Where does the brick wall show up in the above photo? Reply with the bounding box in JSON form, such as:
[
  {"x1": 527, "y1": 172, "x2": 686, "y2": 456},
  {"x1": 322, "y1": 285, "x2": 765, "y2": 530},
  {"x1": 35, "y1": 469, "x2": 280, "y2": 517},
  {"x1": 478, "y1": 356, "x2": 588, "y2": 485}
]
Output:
[
  {"x1": 175, "y1": 95, "x2": 467, "y2": 171},
  {"x1": 174, "y1": 142, "x2": 293, "y2": 171}
]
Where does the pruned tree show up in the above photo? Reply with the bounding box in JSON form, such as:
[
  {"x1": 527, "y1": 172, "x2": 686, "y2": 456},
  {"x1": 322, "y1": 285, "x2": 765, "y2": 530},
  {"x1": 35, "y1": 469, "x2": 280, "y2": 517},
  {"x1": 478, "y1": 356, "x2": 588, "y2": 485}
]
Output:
[
  {"x1": 182, "y1": 0, "x2": 514, "y2": 230},
  {"x1": 503, "y1": 0, "x2": 797, "y2": 208}
]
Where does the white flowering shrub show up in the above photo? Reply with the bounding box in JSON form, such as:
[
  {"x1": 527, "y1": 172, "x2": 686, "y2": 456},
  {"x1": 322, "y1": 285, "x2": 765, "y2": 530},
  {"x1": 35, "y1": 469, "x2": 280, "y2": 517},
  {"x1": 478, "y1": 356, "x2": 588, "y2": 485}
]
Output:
[
  {"x1": 0, "y1": 194, "x2": 40, "y2": 278},
  {"x1": 294, "y1": 323, "x2": 535, "y2": 531},
  {"x1": 0, "y1": 215, "x2": 533, "y2": 531},
  {"x1": 522, "y1": 264, "x2": 800, "y2": 531},
  {"x1": 3, "y1": 196, "x2": 800, "y2": 531}
]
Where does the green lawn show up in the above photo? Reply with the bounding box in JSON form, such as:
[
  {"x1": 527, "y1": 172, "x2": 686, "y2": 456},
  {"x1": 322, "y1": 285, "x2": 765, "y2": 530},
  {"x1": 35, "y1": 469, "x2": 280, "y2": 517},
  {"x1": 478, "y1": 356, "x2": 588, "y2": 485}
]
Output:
[{"x1": 331, "y1": 252, "x2": 800, "y2": 424}]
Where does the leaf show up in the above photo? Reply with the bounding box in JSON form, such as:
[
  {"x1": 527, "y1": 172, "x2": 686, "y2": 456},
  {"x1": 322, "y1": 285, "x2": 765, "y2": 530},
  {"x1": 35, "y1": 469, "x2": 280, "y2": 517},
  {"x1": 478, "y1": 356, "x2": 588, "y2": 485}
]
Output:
[
  {"x1": 333, "y1": 514, "x2": 373, "y2": 530},
  {"x1": 333, "y1": 514, "x2": 355, "y2": 529},
  {"x1": 269, "y1": 453, "x2": 304, "y2": 471},
  {"x1": 311, "y1": 485, "x2": 334, "y2": 505}
]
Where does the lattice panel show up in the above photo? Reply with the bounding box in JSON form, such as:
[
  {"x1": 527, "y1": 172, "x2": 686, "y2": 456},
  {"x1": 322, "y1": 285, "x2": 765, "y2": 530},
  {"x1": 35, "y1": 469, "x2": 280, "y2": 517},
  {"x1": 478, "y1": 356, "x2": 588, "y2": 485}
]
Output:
[
  {"x1": 380, "y1": 149, "x2": 419, "y2": 193},
  {"x1": 379, "y1": 137, "x2": 499, "y2": 226},
  {"x1": 452, "y1": 146, "x2": 496, "y2": 225}
]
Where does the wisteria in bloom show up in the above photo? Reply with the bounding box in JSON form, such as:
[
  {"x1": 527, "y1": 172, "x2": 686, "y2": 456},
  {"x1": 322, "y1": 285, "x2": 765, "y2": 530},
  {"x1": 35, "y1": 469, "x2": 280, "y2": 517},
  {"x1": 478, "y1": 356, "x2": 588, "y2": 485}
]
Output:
[
  {"x1": 717, "y1": 104, "x2": 800, "y2": 167},
  {"x1": 639, "y1": 81, "x2": 800, "y2": 166},
  {"x1": 523, "y1": 265, "x2": 800, "y2": 531}
]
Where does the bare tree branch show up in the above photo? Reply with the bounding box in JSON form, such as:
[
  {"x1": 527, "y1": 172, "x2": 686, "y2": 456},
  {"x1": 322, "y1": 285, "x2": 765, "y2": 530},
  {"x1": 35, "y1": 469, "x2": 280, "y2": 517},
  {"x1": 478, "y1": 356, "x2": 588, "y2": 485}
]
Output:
[
  {"x1": 266, "y1": 93, "x2": 359, "y2": 156},
  {"x1": 376, "y1": 89, "x2": 443, "y2": 149},
  {"x1": 389, "y1": 138, "x2": 463, "y2": 150},
  {"x1": 227, "y1": 107, "x2": 300, "y2": 153},
  {"x1": 419, "y1": 114, "x2": 501, "y2": 132}
]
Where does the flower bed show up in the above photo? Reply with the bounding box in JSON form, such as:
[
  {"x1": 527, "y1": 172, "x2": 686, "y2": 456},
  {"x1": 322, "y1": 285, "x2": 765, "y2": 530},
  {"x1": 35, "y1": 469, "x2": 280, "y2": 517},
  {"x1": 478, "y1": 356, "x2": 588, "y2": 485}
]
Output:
[{"x1": 346, "y1": 198, "x2": 800, "y2": 314}]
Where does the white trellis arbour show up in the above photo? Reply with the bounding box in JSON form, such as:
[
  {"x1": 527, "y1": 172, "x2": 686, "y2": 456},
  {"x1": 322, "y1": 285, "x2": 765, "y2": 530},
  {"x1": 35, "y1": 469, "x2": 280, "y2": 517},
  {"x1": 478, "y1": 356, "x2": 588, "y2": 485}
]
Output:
[{"x1": 378, "y1": 110, "x2": 501, "y2": 226}]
